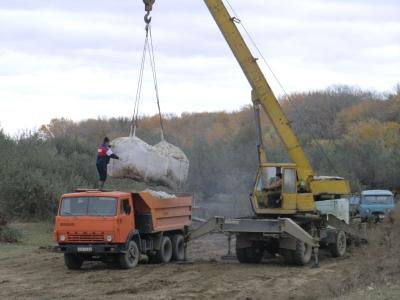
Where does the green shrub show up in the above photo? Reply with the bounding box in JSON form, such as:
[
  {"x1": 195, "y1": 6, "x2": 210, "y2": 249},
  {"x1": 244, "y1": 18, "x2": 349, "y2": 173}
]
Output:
[{"x1": 0, "y1": 225, "x2": 22, "y2": 243}]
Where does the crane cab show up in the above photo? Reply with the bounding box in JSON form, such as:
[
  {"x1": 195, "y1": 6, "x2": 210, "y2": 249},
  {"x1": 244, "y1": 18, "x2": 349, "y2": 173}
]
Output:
[{"x1": 252, "y1": 163, "x2": 315, "y2": 216}]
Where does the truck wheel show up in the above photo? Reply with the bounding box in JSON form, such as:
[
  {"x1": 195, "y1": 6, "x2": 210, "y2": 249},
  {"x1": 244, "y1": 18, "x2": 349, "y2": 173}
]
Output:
[
  {"x1": 281, "y1": 240, "x2": 313, "y2": 266},
  {"x1": 64, "y1": 253, "x2": 84, "y2": 270},
  {"x1": 171, "y1": 234, "x2": 185, "y2": 261},
  {"x1": 293, "y1": 240, "x2": 312, "y2": 265},
  {"x1": 236, "y1": 245, "x2": 264, "y2": 263},
  {"x1": 330, "y1": 230, "x2": 346, "y2": 258},
  {"x1": 155, "y1": 236, "x2": 172, "y2": 263},
  {"x1": 119, "y1": 240, "x2": 140, "y2": 269}
]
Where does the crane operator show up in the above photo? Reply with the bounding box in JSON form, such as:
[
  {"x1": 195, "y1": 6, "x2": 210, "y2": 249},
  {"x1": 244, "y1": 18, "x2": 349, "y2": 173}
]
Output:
[{"x1": 264, "y1": 173, "x2": 283, "y2": 208}]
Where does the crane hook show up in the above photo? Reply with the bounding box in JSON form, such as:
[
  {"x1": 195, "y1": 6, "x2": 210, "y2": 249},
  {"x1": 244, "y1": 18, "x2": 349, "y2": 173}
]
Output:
[
  {"x1": 144, "y1": 11, "x2": 152, "y2": 24},
  {"x1": 143, "y1": 0, "x2": 155, "y2": 24}
]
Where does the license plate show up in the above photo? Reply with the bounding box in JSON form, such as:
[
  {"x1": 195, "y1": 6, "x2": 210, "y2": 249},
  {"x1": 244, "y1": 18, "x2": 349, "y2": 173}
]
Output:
[{"x1": 77, "y1": 247, "x2": 93, "y2": 252}]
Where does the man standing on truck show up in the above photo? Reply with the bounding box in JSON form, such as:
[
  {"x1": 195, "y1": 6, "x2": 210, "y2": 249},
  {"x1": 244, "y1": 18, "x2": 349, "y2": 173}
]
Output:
[{"x1": 96, "y1": 137, "x2": 120, "y2": 188}]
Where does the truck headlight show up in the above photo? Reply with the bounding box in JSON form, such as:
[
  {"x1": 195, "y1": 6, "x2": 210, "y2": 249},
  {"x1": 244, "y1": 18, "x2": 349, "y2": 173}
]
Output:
[
  {"x1": 106, "y1": 235, "x2": 112, "y2": 242},
  {"x1": 59, "y1": 234, "x2": 66, "y2": 242}
]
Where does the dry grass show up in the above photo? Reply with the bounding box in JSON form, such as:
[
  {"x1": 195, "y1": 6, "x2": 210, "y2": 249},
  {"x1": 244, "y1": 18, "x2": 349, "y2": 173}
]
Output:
[
  {"x1": 313, "y1": 206, "x2": 400, "y2": 299},
  {"x1": 345, "y1": 207, "x2": 399, "y2": 289}
]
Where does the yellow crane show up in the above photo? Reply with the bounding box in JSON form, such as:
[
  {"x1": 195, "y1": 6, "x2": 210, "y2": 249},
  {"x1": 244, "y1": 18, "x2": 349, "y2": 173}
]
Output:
[
  {"x1": 143, "y1": 0, "x2": 350, "y2": 216},
  {"x1": 142, "y1": 0, "x2": 358, "y2": 266}
]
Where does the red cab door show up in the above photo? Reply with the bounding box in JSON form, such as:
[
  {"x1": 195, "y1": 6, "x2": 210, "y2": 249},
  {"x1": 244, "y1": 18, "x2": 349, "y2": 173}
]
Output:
[{"x1": 117, "y1": 197, "x2": 134, "y2": 243}]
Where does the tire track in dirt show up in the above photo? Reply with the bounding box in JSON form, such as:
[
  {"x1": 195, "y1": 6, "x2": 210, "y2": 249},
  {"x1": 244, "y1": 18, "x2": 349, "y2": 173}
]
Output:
[{"x1": 0, "y1": 233, "x2": 358, "y2": 300}]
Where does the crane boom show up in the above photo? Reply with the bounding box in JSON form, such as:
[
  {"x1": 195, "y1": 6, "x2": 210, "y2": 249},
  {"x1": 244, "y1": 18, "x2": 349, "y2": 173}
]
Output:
[
  {"x1": 203, "y1": 0, "x2": 350, "y2": 199},
  {"x1": 203, "y1": 0, "x2": 313, "y2": 182}
]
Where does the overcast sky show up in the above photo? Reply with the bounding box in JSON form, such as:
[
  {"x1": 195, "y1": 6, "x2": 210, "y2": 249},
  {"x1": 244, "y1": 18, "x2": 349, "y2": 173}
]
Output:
[{"x1": 0, "y1": 0, "x2": 399, "y2": 135}]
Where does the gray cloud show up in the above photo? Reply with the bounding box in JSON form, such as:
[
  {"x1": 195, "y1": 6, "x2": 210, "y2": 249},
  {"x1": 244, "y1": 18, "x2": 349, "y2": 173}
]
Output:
[{"x1": 0, "y1": 0, "x2": 399, "y2": 134}]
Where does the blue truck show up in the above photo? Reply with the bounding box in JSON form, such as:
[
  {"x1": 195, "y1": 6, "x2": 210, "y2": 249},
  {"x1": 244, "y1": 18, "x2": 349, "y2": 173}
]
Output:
[{"x1": 359, "y1": 190, "x2": 395, "y2": 222}]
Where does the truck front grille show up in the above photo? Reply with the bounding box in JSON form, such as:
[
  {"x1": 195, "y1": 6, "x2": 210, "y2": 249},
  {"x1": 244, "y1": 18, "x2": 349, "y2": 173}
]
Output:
[{"x1": 67, "y1": 234, "x2": 104, "y2": 243}]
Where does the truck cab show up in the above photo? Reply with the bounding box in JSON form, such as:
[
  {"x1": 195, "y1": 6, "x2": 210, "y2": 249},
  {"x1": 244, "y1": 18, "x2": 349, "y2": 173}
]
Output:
[
  {"x1": 359, "y1": 190, "x2": 395, "y2": 222},
  {"x1": 55, "y1": 191, "x2": 134, "y2": 246},
  {"x1": 54, "y1": 190, "x2": 192, "y2": 269}
]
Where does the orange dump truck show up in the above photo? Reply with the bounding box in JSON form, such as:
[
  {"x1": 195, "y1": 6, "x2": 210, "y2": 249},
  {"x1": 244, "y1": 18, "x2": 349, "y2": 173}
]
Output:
[{"x1": 54, "y1": 190, "x2": 192, "y2": 269}]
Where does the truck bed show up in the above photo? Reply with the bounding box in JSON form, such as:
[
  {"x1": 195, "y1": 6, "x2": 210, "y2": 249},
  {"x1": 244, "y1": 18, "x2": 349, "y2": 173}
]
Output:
[{"x1": 133, "y1": 192, "x2": 192, "y2": 233}]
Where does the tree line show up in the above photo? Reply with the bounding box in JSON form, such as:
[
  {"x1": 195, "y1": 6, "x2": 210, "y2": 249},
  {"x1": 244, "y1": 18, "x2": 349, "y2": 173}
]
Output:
[{"x1": 0, "y1": 85, "x2": 399, "y2": 220}]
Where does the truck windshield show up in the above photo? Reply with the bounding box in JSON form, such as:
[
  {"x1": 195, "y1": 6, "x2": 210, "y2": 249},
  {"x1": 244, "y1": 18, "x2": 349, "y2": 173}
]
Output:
[
  {"x1": 362, "y1": 195, "x2": 393, "y2": 205},
  {"x1": 60, "y1": 197, "x2": 117, "y2": 216}
]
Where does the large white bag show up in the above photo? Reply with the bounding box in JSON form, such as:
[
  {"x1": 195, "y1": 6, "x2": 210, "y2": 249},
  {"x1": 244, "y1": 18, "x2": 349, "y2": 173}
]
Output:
[{"x1": 108, "y1": 136, "x2": 189, "y2": 190}]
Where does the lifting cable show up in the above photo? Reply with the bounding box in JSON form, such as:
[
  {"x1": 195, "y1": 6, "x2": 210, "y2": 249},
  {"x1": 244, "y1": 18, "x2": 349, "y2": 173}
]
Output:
[
  {"x1": 224, "y1": 0, "x2": 340, "y2": 175},
  {"x1": 130, "y1": 15, "x2": 165, "y2": 141},
  {"x1": 130, "y1": 27, "x2": 148, "y2": 137},
  {"x1": 148, "y1": 25, "x2": 165, "y2": 141}
]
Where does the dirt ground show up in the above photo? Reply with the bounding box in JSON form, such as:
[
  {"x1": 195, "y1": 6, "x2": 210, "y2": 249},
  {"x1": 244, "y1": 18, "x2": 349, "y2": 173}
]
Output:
[{"x1": 0, "y1": 223, "x2": 398, "y2": 300}]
